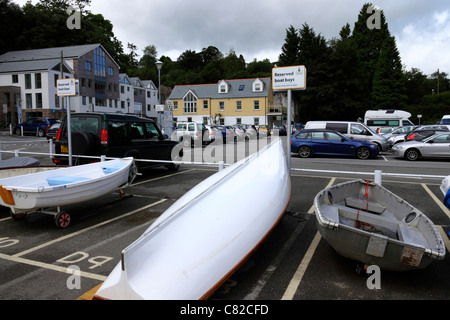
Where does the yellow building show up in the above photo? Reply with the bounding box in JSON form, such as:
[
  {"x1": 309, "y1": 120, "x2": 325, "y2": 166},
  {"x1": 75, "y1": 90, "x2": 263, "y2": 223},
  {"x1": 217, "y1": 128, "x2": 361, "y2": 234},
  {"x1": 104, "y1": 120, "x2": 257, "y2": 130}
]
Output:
[{"x1": 168, "y1": 78, "x2": 277, "y2": 126}]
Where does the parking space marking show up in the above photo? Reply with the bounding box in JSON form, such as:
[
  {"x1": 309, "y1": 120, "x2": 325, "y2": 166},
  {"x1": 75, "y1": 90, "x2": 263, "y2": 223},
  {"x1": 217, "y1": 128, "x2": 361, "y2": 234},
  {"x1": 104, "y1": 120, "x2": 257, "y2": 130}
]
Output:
[
  {"x1": 421, "y1": 183, "x2": 450, "y2": 219},
  {"x1": 437, "y1": 226, "x2": 450, "y2": 252},
  {"x1": 0, "y1": 252, "x2": 106, "y2": 281},
  {"x1": 131, "y1": 169, "x2": 196, "y2": 187},
  {"x1": 281, "y1": 178, "x2": 335, "y2": 300},
  {"x1": 12, "y1": 198, "x2": 167, "y2": 258}
]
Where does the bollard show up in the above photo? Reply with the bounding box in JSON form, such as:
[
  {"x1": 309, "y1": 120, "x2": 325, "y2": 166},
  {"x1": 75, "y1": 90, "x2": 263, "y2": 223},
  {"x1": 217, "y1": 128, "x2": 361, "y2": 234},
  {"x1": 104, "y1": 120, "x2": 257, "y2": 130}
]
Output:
[
  {"x1": 374, "y1": 170, "x2": 382, "y2": 186},
  {"x1": 101, "y1": 155, "x2": 106, "y2": 162},
  {"x1": 218, "y1": 161, "x2": 224, "y2": 171}
]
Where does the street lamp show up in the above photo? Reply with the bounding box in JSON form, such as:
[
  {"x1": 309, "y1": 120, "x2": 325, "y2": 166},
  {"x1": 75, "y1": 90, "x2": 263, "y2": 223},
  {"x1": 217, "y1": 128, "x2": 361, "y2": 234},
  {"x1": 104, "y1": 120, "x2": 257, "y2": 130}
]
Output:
[
  {"x1": 155, "y1": 60, "x2": 163, "y2": 104},
  {"x1": 155, "y1": 60, "x2": 163, "y2": 129}
]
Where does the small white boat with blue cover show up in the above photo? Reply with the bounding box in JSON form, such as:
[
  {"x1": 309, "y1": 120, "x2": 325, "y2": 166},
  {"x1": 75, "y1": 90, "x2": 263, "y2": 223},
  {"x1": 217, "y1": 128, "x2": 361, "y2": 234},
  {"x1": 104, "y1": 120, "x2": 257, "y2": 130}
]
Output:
[{"x1": 0, "y1": 157, "x2": 136, "y2": 228}]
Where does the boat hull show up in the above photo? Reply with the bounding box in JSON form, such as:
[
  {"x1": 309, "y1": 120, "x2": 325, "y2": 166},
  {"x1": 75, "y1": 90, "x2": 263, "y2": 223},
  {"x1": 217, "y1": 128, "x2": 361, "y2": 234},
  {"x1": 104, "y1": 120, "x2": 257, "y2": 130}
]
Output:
[
  {"x1": 314, "y1": 180, "x2": 445, "y2": 271},
  {"x1": 94, "y1": 138, "x2": 290, "y2": 300},
  {"x1": 0, "y1": 158, "x2": 135, "y2": 213}
]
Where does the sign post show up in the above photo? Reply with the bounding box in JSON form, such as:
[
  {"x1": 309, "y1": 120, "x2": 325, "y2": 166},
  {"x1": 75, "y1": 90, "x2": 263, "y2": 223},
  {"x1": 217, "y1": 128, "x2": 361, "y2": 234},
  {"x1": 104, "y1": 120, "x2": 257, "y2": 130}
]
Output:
[
  {"x1": 272, "y1": 65, "x2": 306, "y2": 172},
  {"x1": 57, "y1": 78, "x2": 77, "y2": 166}
]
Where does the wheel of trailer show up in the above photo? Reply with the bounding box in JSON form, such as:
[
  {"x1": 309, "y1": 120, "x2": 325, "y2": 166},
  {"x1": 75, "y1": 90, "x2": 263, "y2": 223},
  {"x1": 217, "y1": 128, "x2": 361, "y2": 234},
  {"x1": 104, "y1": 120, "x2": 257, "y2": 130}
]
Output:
[
  {"x1": 10, "y1": 210, "x2": 27, "y2": 220},
  {"x1": 55, "y1": 211, "x2": 71, "y2": 228}
]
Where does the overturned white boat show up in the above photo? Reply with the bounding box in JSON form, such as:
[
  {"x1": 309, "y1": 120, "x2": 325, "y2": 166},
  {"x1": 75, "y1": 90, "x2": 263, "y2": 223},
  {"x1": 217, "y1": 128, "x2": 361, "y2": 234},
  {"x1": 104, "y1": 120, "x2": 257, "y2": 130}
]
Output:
[
  {"x1": 441, "y1": 175, "x2": 450, "y2": 209},
  {"x1": 0, "y1": 158, "x2": 136, "y2": 228},
  {"x1": 314, "y1": 180, "x2": 445, "y2": 271},
  {"x1": 94, "y1": 139, "x2": 290, "y2": 300}
]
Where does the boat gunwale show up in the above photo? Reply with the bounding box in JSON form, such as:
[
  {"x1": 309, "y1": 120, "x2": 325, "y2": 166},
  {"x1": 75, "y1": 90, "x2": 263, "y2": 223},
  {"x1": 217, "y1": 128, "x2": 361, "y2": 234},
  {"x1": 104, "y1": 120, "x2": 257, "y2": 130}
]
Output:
[{"x1": 314, "y1": 179, "x2": 446, "y2": 260}]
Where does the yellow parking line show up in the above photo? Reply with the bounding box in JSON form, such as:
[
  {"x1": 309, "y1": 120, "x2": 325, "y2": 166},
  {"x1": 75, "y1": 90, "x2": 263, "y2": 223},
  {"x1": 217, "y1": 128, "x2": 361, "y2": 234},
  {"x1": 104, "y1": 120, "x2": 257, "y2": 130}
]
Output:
[
  {"x1": 421, "y1": 184, "x2": 450, "y2": 219},
  {"x1": 281, "y1": 178, "x2": 334, "y2": 300},
  {"x1": 437, "y1": 226, "x2": 450, "y2": 253},
  {"x1": 76, "y1": 283, "x2": 103, "y2": 300}
]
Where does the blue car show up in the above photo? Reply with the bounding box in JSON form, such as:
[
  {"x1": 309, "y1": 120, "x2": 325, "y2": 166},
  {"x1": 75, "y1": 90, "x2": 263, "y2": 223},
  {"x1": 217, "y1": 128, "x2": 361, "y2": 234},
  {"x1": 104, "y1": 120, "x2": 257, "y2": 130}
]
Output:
[
  {"x1": 291, "y1": 129, "x2": 379, "y2": 160},
  {"x1": 15, "y1": 117, "x2": 59, "y2": 137}
]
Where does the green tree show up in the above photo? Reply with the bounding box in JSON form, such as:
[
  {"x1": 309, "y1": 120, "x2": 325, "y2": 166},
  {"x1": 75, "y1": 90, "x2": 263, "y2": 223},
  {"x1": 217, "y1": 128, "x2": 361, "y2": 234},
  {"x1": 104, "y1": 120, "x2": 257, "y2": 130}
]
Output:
[
  {"x1": 278, "y1": 25, "x2": 300, "y2": 66},
  {"x1": 371, "y1": 35, "x2": 407, "y2": 109},
  {"x1": 352, "y1": 3, "x2": 391, "y2": 108}
]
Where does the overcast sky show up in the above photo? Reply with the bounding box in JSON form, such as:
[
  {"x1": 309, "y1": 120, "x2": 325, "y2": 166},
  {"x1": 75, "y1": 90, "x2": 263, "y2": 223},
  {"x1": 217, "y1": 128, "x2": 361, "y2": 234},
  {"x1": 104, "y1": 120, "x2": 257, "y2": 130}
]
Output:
[{"x1": 14, "y1": 0, "x2": 450, "y2": 75}]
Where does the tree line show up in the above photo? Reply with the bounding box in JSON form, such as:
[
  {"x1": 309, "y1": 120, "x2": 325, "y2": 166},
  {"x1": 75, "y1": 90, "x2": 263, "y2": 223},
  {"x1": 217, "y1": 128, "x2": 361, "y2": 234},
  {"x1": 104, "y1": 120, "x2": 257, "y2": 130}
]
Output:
[{"x1": 1, "y1": 0, "x2": 448, "y2": 123}]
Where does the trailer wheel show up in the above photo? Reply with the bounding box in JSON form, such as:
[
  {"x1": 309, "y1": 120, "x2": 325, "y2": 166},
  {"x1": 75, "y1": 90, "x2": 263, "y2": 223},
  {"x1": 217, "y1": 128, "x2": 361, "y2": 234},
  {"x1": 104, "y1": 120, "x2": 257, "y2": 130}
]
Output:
[
  {"x1": 55, "y1": 211, "x2": 71, "y2": 229},
  {"x1": 10, "y1": 210, "x2": 27, "y2": 220}
]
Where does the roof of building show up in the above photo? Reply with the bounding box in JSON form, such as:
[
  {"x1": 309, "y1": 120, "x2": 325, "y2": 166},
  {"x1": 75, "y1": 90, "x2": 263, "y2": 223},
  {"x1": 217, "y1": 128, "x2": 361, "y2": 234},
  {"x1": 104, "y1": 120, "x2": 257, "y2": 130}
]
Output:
[
  {"x1": 0, "y1": 58, "x2": 72, "y2": 74},
  {"x1": 169, "y1": 78, "x2": 271, "y2": 100},
  {"x1": 0, "y1": 44, "x2": 120, "y2": 73}
]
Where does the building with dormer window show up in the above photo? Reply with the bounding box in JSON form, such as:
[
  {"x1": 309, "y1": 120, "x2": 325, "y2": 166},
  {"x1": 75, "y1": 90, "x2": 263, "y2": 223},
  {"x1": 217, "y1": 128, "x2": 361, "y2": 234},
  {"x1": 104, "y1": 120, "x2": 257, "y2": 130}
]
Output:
[{"x1": 168, "y1": 77, "x2": 275, "y2": 126}]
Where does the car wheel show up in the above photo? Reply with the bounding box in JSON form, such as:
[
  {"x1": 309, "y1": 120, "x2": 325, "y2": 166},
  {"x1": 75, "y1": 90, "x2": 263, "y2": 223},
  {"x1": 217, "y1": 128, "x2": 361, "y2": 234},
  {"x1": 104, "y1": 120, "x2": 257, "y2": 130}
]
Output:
[
  {"x1": 405, "y1": 148, "x2": 420, "y2": 161},
  {"x1": 356, "y1": 146, "x2": 370, "y2": 160},
  {"x1": 37, "y1": 128, "x2": 45, "y2": 137},
  {"x1": 298, "y1": 146, "x2": 311, "y2": 158},
  {"x1": 15, "y1": 127, "x2": 21, "y2": 135}
]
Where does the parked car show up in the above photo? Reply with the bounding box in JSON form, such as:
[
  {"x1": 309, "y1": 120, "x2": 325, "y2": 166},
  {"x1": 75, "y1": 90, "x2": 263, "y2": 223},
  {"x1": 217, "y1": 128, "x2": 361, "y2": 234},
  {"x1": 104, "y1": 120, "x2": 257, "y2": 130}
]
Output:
[
  {"x1": 304, "y1": 120, "x2": 389, "y2": 151},
  {"x1": 239, "y1": 124, "x2": 258, "y2": 139},
  {"x1": 210, "y1": 125, "x2": 233, "y2": 143},
  {"x1": 258, "y1": 124, "x2": 270, "y2": 136},
  {"x1": 46, "y1": 122, "x2": 61, "y2": 140},
  {"x1": 384, "y1": 125, "x2": 419, "y2": 146},
  {"x1": 392, "y1": 132, "x2": 450, "y2": 161},
  {"x1": 230, "y1": 125, "x2": 247, "y2": 141},
  {"x1": 405, "y1": 128, "x2": 449, "y2": 142},
  {"x1": 273, "y1": 124, "x2": 287, "y2": 136},
  {"x1": 291, "y1": 129, "x2": 379, "y2": 160},
  {"x1": 15, "y1": 117, "x2": 59, "y2": 137},
  {"x1": 171, "y1": 121, "x2": 208, "y2": 147},
  {"x1": 54, "y1": 113, "x2": 181, "y2": 170},
  {"x1": 204, "y1": 125, "x2": 221, "y2": 143},
  {"x1": 292, "y1": 122, "x2": 305, "y2": 133}
]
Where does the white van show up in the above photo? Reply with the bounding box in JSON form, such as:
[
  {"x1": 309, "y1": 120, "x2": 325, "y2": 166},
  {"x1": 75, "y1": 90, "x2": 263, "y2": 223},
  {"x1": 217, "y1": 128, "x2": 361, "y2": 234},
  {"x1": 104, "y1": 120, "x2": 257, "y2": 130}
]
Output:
[
  {"x1": 440, "y1": 115, "x2": 450, "y2": 125},
  {"x1": 364, "y1": 110, "x2": 414, "y2": 132},
  {"x1": 304, "y1": 121, "x2": 389, "y2": 151}
]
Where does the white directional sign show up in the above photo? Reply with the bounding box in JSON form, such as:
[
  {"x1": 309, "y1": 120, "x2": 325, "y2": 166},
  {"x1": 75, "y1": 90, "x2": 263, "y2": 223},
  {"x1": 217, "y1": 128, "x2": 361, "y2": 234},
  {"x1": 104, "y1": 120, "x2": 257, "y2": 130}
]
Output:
[
  {"x1": 272, "y1": 66, "x2": 306, "y2": 91},
  {"x1": 57, "y1": 78, "x2": 77, "y2": 97}
]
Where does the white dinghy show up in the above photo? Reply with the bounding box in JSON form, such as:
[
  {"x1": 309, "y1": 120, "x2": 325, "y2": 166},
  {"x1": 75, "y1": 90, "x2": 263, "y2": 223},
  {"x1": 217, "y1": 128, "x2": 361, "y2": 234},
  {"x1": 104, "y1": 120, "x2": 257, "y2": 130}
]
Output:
[
  {"x1": 314, "y1": 180, "x2": 445, "y2": 271},
  {"x1": 0, "y1": 157, "x2": 136, "y2": 228},
  {"x1": 94, "y1": 138, "x2": 290, "y2": 300}
]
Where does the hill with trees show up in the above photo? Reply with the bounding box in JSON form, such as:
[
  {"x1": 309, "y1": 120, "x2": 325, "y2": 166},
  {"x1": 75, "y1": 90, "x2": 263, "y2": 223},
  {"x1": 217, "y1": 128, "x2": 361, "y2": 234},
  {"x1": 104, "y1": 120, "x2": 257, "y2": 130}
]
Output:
[{"x1": 1, "y1": 0, "x2": 448, "y2": 123}]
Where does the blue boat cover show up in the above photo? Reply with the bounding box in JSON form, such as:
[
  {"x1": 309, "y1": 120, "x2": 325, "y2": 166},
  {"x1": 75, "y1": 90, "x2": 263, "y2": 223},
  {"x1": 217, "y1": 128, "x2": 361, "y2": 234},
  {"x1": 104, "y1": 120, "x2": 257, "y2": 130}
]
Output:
[{"x1": 444, "y1": 189, "x2": 450, "y2": 209}]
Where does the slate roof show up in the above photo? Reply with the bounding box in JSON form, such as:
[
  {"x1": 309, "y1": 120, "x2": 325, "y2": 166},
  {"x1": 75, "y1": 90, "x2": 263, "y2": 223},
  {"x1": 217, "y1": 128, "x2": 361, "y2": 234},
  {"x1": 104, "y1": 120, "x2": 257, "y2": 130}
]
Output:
[
  {"x1": 169, "y1": 78, "x2": 271, "y2": 100},
  {"x1": 0, "y1": 44, "x2": 119, "y2": 74}
]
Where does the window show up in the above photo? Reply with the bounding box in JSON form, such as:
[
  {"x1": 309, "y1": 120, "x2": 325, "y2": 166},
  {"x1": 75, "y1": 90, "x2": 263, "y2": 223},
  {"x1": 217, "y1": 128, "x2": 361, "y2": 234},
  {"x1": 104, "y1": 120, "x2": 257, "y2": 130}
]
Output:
[
  {"x1": 237, "y1": 118, "x2": 242, "y2": 125},
  {"x1": 35, "y1": 93, "x2": 42, "y2": 108},
  {"x1": 326, "y1": 132, "x2": 343, "y2": 141},
  {"x1": 203, "y1": 100, "x2": 208, "y2": 110},
  {"x1": 173, "y1": 101, "x2": 178, "y2": 110},
  {"x1": 311, "y1": 132, "x2": 326, "y2": 140},
  {"x1": 25, "y1": 74, "x2": 32, "y2": 89},
  {"x1": 121, "y1": 86, "x2": 125, "y2": 94},
  {"x1": 236, "y1": 101, "x2": 242, "y2": 111},
  {"x1": 26, "y1": 93, "x2": 32, "y2": 108},
  {"x1": 220, "y1": 85, "x2": 227, "y2": 93},
  {"x1": 184, "y1": 92, "x2": 197, "y2": 113},
  {"x1": 35, "y1": 73, "x2": 42, "y2": 89},
  {"x1": 254, "y1": 117, "x2": 260, "y2": 126},
  {"x1": 239, "y1": 85, "x2": 245, "y2": 91},
  {"x1": 108, "y1": 67, "x2": 114, "y2": 76},
  {"x1": 55, "y1": 94, "x2": 60, "y2": 108},
  {"x1": 12, "y1": 74, "x2": 18, "y2": 83},
  {"x1": 219, "y1": 101, "x2": 224, "y2": 111},
  {"x1": 94, "y1": 47, "x2": 106, "y2": 77},
  {"x1": 254, "y1": 100, "x2": 260, "y2": 110},
  {"x1": 85, "y1": 61, "x2": 92, "y2": 71}
]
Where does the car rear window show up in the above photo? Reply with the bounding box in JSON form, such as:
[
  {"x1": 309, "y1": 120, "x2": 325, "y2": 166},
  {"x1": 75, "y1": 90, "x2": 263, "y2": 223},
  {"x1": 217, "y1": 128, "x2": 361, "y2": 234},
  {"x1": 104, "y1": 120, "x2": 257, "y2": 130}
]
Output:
[{"x1": 66, "y1": 115, "x2": 100, "y2": 137}]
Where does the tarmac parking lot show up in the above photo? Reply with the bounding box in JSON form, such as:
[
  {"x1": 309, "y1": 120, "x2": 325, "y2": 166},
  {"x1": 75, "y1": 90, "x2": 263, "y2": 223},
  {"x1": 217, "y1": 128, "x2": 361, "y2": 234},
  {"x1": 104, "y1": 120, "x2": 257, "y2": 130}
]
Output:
[{"x1": 0, "y1": 133, "x2": 449, "y2": 303}]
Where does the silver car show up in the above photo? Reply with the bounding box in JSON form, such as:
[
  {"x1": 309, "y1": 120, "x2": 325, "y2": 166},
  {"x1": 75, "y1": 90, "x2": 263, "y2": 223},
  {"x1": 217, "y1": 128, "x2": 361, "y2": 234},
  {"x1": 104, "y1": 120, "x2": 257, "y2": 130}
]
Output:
[{"x1": 392, "y1": 132, "x2": 450, "y2": 161}]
